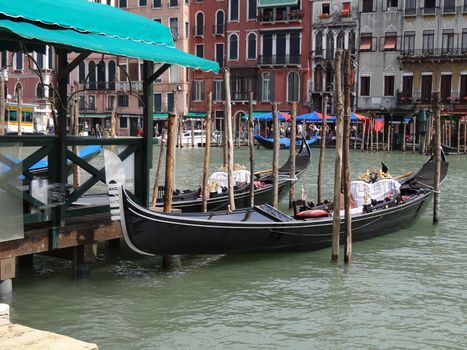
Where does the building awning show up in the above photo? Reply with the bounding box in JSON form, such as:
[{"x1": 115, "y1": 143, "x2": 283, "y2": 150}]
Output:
[
  {"x1": 79, "y1": 114, "x2": 110, "y2": 118},
  {"x1": 360, "y1": 37, "x2": 372, "y2": 50},
  {"x1": 153, "y1": 113, "x2": 169, "y2": 119},
  {"x1": 185, "y1": 112, "x2": 206, "y2": 119},
  {"x1": 258, "y1": 0, "x2": 299, "y2": 8},
  {"x1": 0, "y1": 0, "x2": 219, "y2": 72},
  {"x1": 384, "y1": 36, "x2": 396, "y2": 50}
]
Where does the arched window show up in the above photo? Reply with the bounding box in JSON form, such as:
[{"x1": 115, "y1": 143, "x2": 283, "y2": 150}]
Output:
[
  {"x1": 196, "y1": 12, "x2": 204, "y2": 36},
  {"x1": 88, "y1": 61, "x2": 96, "y2": 89},
  {"x1": 78, "y1": 62, "x2": 86, "y2": 84},
  {"x1": 315, "y1": 31, "x2": 323, "y2": 55},
  {"x1": 36, "y1": 83, "x2": 45, "y2": 99},
  {"x1": 247, "y1": 33, "x2": 257, "y2": 59},
  {"x1": 326, "y1": 32, "x2": 334, "y2": 59},
  {"x1": 14, "y1": 83, "x2": 23, "y2": 105},
  {"x1": 314, "y1": 66, "x2": 323, "y2": 92},
  {"x1": 108, "y1": 60, "x2": 116, "y2": 89},
  {"x1": 337, "y1": 31, "x2": 345, "y2": 49},
  {"x1": 287, "y1": 72, "x2": 299, "y2": 102},
  {"x1": 215, "y1": 10, "x2": 224, "y2": 34},
  {"x1": 261, "y1": 72, "x2": 272, "y2": 102},
  {"x1": 349, "y1": 30, "x2": 356, "y2": 52},
  {"x1": 229, "y1": 34, "x2": 239, "y2": 60},
  {"x1": 97, "y1": 61, "x2": 106, "y2": 89}
]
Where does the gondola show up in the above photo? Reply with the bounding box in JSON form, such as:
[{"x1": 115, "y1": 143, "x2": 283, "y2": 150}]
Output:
[
  {"x1": 151, "y1": 137, "x2": 311, "y2": 212},
  {"x1": 119, "y1": 151, "x2": 448, "y2": 256},
  {"x1": 254, "y1": 133, "x2": 318, "y2": 150}
]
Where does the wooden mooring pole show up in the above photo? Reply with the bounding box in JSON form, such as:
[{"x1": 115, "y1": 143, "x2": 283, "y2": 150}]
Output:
[
  {"x1": 272, "y1": 102, "x2": 280, "y2": 209},
  {"x1": 402, "y1": 119, "x2": 407, "y2": 152},
  {"x1": 224, "y1": 68, "x2": 235, "y2": 211},
  {"x1": 248, "y1": 92, "x2": 255, "y2": 207},
  {"x1": 432, "y1": 92, "x2": 442, "y2": 225},
  {"x1": 464, "y1": 118, "x2": 467, "y2": 154},
  {"x1": 201, "y1": 92, "x2": 213, "y2": 212},
  {"x1": 289, "y1": 102, "x2": 297, "y2": 208},
  {"x1": 162, "y1": 113, "x2": 177, "y2": 267},
  {"x1": 343, "y1": 49, "x2": 353, "y2": 264},
  {"x1": 331, "y1": 49, "x2": 344, "y2": 262},
  {"x1": 412, "y1": 115, "x2": 416, "y2": 154},
  {"x1": 151, "y1": 129, "x2": 166, "y2": 208},
  {"x1": 16, "y1": 84, "x2": 22, "y2": 136},
  {"x1": 317, "y1": 95, "x2": 328, "y2": 204}
]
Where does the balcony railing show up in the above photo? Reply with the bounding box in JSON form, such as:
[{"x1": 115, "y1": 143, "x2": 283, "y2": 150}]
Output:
[
  {"x1": 115, "y1": 81, "x2": 143, "y2": 92},
  {"x1": 86, "y1": 81, "x2": 116, "y2": 90},
  {"x1": 398, "y1": 91, "x2": 467, "y2": 105},
  {"x1": 257, "y1": 11, "x2": 303, "y2": 23},
  {"x1": 212, "y1": 24, "x2": 224, "y2": 35},
  {"x1": 399, "y1": 48, "x2": 467, "y2": 60},
  {"x1": 258, "y1": 55, "x2": 301, "y2": 65},
  {"x1": 193, "y1": 25, "x2": 205, "y2": 37}
]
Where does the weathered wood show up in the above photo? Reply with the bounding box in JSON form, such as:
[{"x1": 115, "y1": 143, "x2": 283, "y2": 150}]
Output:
[
  {"x1": 111, "y1": 91, "x2": 117, "y2": 138},
  {"x1": 202, "y1": 92, "x2": 213, "y2": 212},
  {"x1": 272, "y1": 102, "x2": 280, "y2": 209},
  {"x1": 224, "y1": 68, "x2": 236, "y2": 210},
  {"x1": 369, "y1": 117, "x2": 373, "y2": 151},
  {"x1": 412, "y1": 115, "x2": 416, "y2": 154},
  {"x1": 190, "y1": 119, "x2": 195, "y2": 147},
  {"x1": 375, "y1": 119, "x2": 379, "y2": 151},
  {"x1": 289, "y1": 102, "x2": 297, "y2": 208},
  {"x1": 0, "y1": 258, "x2": 15, "y2": 280},
  {"x1": 331, "y1": 49, "x2": 344, "y2": 262},
  {"x1": 381, "y1": 120, "x2": 385, "y2": 151},
  {"x1": 248, "y1": 92, "x2": 255, "y2": 207},
  {"x1": 164, "y1": 114, "x2": 177, "y2": 213},
  {"x1": 360, "y1": 116, "x2": 366, "y2": 152},
  {"x1": 343, "y1": 50, "x2": 353, "y2": 264},
  {"x1": 0, "y1": 75, "x2": 5, "y2": 136},
  {"x1": 432, "y1": 92, "x2": 442, "y2": 224},
  {"x1": 317, "y1": 95, "x2": 328, "y2": 203},
  {"x1": 457, "y1": 117, "x2": 461, "y2": 154},
  {"x1": 151, "y1": 129, "x2": 166, "y2": 207},
  {"x1": 402, "y1": 119, "x2": 407, "y2": 152}
]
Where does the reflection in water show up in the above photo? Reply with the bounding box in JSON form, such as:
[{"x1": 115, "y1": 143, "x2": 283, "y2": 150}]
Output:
[{"x1": 9, "y1": 148, "x2": 467, "y2": 350}]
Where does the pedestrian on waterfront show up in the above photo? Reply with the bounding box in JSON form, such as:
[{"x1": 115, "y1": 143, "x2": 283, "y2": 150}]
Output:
[{"x1": 95, "y1": 123, "x2": 102, "y2": 138}]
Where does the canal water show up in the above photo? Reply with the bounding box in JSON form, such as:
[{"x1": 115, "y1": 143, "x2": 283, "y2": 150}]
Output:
[{"x1": 8, "y1": 146, "x2": 467, "y2": 349}]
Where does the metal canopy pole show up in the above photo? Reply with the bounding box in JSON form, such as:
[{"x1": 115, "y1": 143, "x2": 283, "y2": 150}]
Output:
[{"x1": 49, "y1": 48, "x2": 69, "y2": 248}]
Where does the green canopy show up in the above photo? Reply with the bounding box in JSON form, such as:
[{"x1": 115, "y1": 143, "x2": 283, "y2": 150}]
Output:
[
  {"x1": 0, "y1": 0, "x2": 174, "y2": 46},
  {"x1": 185, "y1": 112, "x2": 206, "y2": 119},
  {"x1": 153, "y1": 113, "x2": 169, "y2": 119},
  {"x1": 258, "y1": 0, "x2": 299, "y2": 8},
  {"x1": 0, "y1": 0, "x2": 219, "y2": 72}
]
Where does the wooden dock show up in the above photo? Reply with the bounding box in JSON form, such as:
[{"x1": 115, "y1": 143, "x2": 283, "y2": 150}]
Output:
[
  {"x1": 0, "y1": 213, "x2": 122, "y2": 289},
  {"x1": 0, "y1": 304, "x2": 98, "y2": 350}
]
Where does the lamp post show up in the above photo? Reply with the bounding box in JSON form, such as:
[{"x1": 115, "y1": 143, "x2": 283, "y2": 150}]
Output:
[{"x1": 15, "y1": 82, "x2": 22, "y2": 136}]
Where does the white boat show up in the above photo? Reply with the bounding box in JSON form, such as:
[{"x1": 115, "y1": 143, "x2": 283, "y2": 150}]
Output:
[{"x1": 157, "y1": 130, "x2": 219, "y2": 147}]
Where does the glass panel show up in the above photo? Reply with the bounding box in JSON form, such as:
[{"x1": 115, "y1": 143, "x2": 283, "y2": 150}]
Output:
[{"x1": 0, "y1": 143, "x2": 24, "y2": 242}]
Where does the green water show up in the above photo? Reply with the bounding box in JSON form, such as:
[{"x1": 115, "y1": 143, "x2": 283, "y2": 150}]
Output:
[{"x1": 8, "y1": 147, "x2": 467, "y2": 349}]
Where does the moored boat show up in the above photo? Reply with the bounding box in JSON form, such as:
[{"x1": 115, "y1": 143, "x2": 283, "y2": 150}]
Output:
[{"x1": 119, "y1": 151, "x2": 448, "y2": 256}]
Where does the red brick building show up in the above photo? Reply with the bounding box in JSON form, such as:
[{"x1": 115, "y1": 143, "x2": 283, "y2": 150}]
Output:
[{"x1": 189, "y1": 0, "x2": 312, "y2": 130}]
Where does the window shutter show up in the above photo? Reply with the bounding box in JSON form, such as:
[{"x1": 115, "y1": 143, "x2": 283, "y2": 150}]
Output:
[{"x1": 201, "y1": 81, "x2": 206, "y2": 101}]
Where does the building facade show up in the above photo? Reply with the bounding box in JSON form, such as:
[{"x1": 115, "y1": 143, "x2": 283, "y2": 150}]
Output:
[
  {"x1": 189, "y1": 0, "x2": 312, "y2": 131},
  {"x1": 311, "y1": 0, "x2": 358, "y2": 114}
]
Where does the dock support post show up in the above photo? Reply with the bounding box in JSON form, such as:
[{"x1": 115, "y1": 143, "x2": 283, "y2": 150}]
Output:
[
  {"x1": 331, "y1": 49, "x2": 344, "y2": 262},
  {"x1": 248, "y1": 92, "x2": 255, "y2": 207},
  {"x1": 202, "y1": 92, "x2": 213, "y2": 212},
  {"x1": 0, "y1": 258, "x2": 15, "y2": 300},
  {"x1": 432, "y1": 92, "x2": 442, "y2": 225},
  {"x1": 272, "y1": 102, "x2": 280, "y2": 209},
  {"x1": 317, "y1": 96, "x2": 328, "y2": 204},
  {"x1": 289, "y1": 102, "x2": 297, "y2": 208},
  {"x1": 224, "y1": 69, "x2": 236, "y2": 211},
  {"x1": 72, "y1": 244, "x2": 97, "y2": 278}
]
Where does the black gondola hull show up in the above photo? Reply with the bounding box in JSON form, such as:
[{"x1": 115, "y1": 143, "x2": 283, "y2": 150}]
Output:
[{"x1": 121, "y1": 188, "x2": 432, "y2": 255}]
